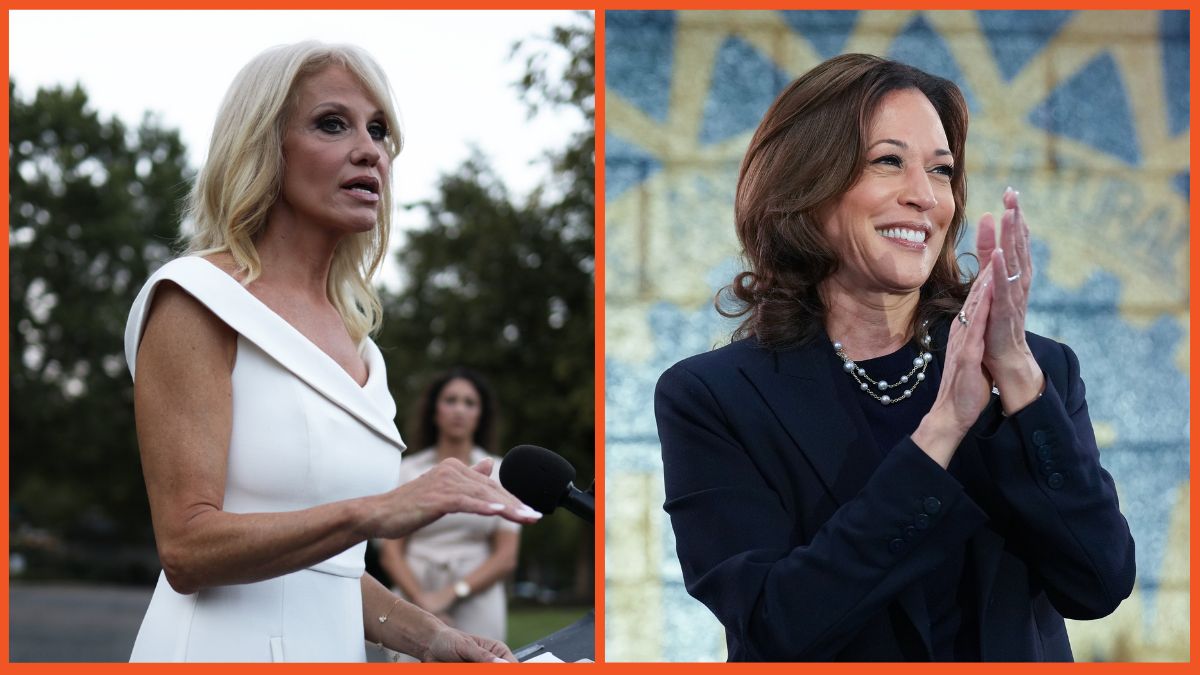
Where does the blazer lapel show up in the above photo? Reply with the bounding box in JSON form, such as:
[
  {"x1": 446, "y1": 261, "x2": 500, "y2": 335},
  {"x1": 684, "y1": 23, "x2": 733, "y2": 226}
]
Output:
[
  {"x1": 739, "y1": 337, "x2": 936, "y2": 658},
  {"x1": 931, "y1": 316, "x2": 1010, "y2": 658},
  {"x1": 949, "y1": 423, "x2": 1006, "y2": 644},
  {"x1": 737, "y1": 338, "x2": 882, "y2": 506}
]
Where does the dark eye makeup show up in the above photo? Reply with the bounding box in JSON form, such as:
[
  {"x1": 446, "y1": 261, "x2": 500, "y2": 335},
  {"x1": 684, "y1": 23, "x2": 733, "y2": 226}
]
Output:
[
  {"x1": 367, "y1": 121, "x2": 389, "y2": 141},
  {"x1": 314, "y1": 114, "x2": 389, "y2": 141},
  {"x1": 317, "y1": 115, "x2": 348, "y2": 133},
  {"x1": 869, "y1": 153, "x2": 954, "y2": 178},
  {"x1": 932, "y1": 163, "x2": 955, "y2": 178}
]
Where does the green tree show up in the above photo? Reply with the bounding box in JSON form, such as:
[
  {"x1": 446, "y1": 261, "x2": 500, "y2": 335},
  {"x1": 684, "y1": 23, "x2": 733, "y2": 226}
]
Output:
[
  {"x1": 376, "y1": 14, "x2": 595, "y2": 600},
  {"x1": 9, "y1": 80, "x2": 190, "y2": 574}
]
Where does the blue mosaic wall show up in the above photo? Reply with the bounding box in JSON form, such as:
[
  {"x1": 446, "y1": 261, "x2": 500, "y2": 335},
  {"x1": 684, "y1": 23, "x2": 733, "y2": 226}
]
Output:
[{"x1": 604, "y1": 10, "x2": 1190, "y2": 662}]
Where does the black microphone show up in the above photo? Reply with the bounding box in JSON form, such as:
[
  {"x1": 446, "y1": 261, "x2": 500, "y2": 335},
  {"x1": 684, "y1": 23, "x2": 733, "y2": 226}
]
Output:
[{"x1": 499, "y1": 445, "x2": 594, "y2": 524}]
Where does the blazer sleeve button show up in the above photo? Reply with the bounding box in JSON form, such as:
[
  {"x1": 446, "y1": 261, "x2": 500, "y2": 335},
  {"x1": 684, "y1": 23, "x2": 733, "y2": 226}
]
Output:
[
  {"x1": 922, "y1": 497, "x2": 942, "y2": 515},
  {"x1": 1047, "y1": 472, "x2": 1065, "y2": 489},
  {"x1": 1033, "y1": 429, "x2": 1052, "y2": 445},
  {"x1": 1036, "y1": 445, "x2": 1054, "y2": 461},
  {"x1": 889, "y1": 538, "x2": 907, "y2": 554},
  {"x1": 914, "y1": 513, "x2": 930, "y2": 530}
]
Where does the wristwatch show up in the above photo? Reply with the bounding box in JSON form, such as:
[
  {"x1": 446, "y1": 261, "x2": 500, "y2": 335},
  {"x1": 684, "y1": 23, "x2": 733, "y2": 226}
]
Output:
[{"x1": 453, "y1": 580, "x2": 471, "y2": 599}]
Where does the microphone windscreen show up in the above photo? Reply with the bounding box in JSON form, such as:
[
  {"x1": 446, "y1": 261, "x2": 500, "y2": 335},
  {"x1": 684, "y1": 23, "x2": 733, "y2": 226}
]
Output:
[{"x1": 500, "y1": 445, "x2": 576, "y2": 514}]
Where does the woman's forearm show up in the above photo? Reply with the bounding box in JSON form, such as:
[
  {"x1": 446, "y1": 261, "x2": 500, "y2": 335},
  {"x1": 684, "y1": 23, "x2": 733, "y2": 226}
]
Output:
[
  {"x1": 991, "y1": 350, "x2": 1045, "y2": 416},
  {"x1": 156, "y1": 494, "x2": 381, "y2": 595},
  {"x1": 911, "y1": 406, "x2": 966, "y2": 469},
  {"x1": 361, "y1": 572, "x2": 441, "y2": 659},
  {"x1": 973, "y1": 345, "x2": 1135, "y2": 617},
  {"x1": 135, "y1": 242, "x2": 538, "y2": 602},
  {"x1": 136, "y1": 286, "x2": 387, "y2": 595}
]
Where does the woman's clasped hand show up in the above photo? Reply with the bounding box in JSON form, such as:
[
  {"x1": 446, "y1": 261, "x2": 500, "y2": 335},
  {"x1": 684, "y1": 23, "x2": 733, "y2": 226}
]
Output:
[
  {"x1": 975, "y1": 189, "x2": 1046, "y2": 415},
  {"x1": 915, "y1": 186, "x2": 1045, "y2": 466}
]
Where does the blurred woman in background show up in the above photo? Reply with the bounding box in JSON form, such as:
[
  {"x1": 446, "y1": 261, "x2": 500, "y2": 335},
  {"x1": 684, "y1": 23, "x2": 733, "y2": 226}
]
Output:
[{"x1": 380, "y1": 368, "x2": 520, "y2": 647}]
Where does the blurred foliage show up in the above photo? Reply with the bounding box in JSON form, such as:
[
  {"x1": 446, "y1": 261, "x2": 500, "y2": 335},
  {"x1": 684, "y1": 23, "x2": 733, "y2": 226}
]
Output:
[
  {"x1": 9, "y1": 80, "x2": 190, "y2": 560},
  {"x1": 377, "y1": 13, "x2": 595, "y2": 600}
]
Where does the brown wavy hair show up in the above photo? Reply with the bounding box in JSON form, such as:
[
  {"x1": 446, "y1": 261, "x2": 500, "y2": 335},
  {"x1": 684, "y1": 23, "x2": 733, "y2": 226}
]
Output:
[{"x1": 719, "y1": 53, "x2": 973, "y2": 349}]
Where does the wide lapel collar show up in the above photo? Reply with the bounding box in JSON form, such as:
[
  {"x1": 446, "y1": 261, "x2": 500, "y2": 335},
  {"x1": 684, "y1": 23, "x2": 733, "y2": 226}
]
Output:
[
  {"x1": 737, "y1": 335, "x2": 879, "y2": 506},
  {"x1": 740, "y1": 335, "x2": 932, "y2": 655},
  {"x1": 951, "y1": 424, "x2": 1005, "y2": 639},
  {"x1": 169, "y1": 257, "x2": 405, "y2": 451}
]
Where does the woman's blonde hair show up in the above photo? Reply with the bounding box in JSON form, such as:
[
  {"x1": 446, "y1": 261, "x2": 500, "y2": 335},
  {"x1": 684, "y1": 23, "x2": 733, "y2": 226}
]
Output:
[{"x1": 185, "y1": 41, "x2": 403, "y2": 343}]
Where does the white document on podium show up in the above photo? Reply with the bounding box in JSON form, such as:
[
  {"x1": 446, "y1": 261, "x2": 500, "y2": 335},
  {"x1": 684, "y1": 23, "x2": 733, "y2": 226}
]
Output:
[{"x1": 524, "y1": 652, "x2": 593, "y2": 663}]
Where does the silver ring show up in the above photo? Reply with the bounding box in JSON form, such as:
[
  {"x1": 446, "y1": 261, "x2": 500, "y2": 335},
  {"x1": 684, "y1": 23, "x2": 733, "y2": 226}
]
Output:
[
  {"x1": 1006, "y1": 270, "x2": 1022, "y2": 283},
  {"x1": 957, "y1": 310, "x2": 969, "y2": 326}
]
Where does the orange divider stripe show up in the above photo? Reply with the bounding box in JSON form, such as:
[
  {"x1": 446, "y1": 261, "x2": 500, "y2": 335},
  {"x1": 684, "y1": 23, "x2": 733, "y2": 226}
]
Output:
[
  {"x1": 1189, "y1": 6, "x2": 1198, "y2": 670},
  {"x1": 1, "y1": 6, "x2": 10, "y2": 667},
  {"x1": 594, "y1": 6, "x2": 608, "y2": 667}
]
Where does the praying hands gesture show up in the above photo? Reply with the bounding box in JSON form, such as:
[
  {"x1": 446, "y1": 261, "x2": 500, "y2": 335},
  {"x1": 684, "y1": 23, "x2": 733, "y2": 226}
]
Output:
[
  {"x1": 912, "y1": 256, "x2": 994, "y2": 468},
  {"x1": 912, "y1": 187, "x2": 1051, "y2": 467},
  {"x1": 974, "y1": 187, "x2": 1045, "y2": 415}
]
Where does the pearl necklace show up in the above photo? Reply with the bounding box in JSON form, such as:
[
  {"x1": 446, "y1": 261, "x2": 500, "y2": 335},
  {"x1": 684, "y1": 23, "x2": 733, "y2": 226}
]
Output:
[{"x1": 832, "y1": 334, "x2": 933, "y2": 406}]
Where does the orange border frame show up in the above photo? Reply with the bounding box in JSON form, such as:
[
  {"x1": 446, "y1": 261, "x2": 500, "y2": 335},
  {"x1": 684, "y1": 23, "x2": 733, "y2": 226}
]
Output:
[{"x1": 2, "y1": 2, "x2": 9, "y2": 668}]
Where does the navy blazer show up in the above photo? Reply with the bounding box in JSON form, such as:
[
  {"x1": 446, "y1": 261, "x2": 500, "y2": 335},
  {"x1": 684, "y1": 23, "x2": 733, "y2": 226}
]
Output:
[{"x1": 655, "y1": 322, "x2": 1135, "y2": 661}]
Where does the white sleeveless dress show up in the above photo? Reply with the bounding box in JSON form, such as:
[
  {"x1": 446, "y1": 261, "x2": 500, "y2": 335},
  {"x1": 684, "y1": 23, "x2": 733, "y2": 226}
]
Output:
[{"x1": 123, "y1": 256, "x2": 406, "y2": 662}]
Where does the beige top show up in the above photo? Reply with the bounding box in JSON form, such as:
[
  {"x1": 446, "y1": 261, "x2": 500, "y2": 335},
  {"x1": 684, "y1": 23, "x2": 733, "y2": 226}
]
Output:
[
  {"x1": 399, "y1": 447, "x2": 519, "y2": 567},
  {"x1": 394, "y1": 447, "x2": 518, "y2": 643}
]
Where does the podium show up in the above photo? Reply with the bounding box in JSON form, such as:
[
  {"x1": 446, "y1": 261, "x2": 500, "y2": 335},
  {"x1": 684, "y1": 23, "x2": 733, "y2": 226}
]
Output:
[{"x1": 513, "y1": 611, "x2": 594, "y2": 662}]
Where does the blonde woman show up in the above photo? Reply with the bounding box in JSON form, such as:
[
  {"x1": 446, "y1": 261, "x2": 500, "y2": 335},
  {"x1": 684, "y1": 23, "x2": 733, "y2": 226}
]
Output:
[{"x1": 124, "y1": 42, "x2": 540, "y2": 662}]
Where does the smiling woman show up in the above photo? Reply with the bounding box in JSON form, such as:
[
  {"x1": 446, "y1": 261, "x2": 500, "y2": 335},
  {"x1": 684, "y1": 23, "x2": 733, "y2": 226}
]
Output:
[
  {"x1": 655, "y1": 53, "x2": 1135, "y2": 661},
  {"x1": 124, "y1": 41, "x2": 542, "y2": 663},
  {"x1": 820, "y1": 89, "x2": 956, "y2": 301}
]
